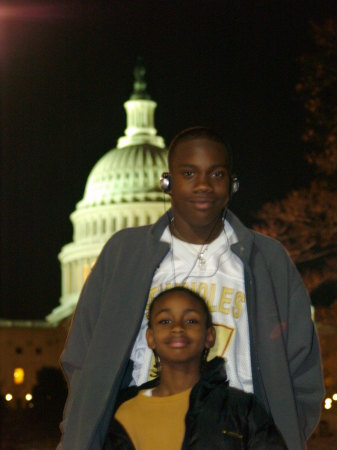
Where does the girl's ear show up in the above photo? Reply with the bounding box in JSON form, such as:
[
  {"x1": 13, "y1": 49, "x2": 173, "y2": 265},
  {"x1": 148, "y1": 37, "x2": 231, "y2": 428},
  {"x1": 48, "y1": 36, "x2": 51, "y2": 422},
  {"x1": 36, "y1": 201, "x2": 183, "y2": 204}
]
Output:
[
  {"x1": 146, "y1": 327, "x2": 155, "y2": 350},
  {"x1": 205, "y1": 326, "x2": 216, "y2": 350}
]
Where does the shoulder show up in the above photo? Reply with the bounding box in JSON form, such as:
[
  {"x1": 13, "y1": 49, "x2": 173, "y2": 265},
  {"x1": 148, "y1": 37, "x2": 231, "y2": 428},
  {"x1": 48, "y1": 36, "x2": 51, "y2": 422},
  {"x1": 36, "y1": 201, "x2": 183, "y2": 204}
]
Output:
[
  {"x1": 102, "y1": 212, "x2": 169, "y2": 251},
  {"x1": 229, "y1": 210, "x2": 292, "y2": 267},
  {"x1": 228, "y1": 210, "x2": 289, "y2": 258},
  {"x1": 115, "y1": 393, "x2": 141, "y2": 415},
  {"x1": 107, "y1": 224, "x2": 153, "y2": 245},
  {"x1": 249, "y1": 230, "x2": 303, "y2": 294},
  {"x1": 224, "y1": 385, "x2": 255, "y2": 405},
  {"x1": 97, "y1": 224, "x2": 156, "y2": 260},
  {"x1": 115, "y1": 378, "x2": 158, "y2": 411},
  {"x1": 252, "y1": 230, "x2": 290, "y2": 260}
]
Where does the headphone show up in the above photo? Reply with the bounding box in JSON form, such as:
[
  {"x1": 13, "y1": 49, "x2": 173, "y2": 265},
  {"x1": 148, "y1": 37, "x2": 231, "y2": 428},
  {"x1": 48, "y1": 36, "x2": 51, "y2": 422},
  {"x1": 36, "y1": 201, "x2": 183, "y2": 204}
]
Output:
[{"x1": 160, "y1": 172, "x2": 240, "y2": 196}]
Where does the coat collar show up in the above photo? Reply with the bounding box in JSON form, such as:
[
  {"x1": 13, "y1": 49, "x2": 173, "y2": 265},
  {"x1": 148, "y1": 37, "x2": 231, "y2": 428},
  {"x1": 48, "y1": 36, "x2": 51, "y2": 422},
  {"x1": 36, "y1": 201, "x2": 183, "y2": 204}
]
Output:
[
  {"x1": 150, "y1": 208, "x2": 256, "y2": 265},
  {"x1": 226, "y1": 210, "x2": 255, "y2": 265}
]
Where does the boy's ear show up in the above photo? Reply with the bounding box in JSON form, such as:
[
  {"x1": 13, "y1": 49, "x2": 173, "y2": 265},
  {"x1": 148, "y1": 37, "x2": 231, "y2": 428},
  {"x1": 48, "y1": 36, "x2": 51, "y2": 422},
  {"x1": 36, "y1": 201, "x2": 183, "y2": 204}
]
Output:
[
  {"x1": 205, "y1": 326, "x2": 216, "y2": 349},
  {"x1": 146, "y1": 328, "x2": 155, "y2": 350}
]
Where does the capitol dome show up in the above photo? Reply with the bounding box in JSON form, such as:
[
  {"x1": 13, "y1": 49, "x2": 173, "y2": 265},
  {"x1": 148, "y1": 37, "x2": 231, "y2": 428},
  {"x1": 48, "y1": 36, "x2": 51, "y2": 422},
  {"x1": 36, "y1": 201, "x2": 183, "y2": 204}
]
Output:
[
  {"x1": 47, "y1": 61, "x2": 169, "y2": 323},
  {"x1": 77, "y1": 143, "x2": 167, "y2": 208}
]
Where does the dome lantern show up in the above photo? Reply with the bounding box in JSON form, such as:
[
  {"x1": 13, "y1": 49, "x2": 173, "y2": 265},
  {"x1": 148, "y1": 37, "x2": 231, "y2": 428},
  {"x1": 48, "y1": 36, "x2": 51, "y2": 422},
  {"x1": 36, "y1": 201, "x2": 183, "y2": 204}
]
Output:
[{"x1": 117, "y1": 58, "x2": 165, "y2": 149}]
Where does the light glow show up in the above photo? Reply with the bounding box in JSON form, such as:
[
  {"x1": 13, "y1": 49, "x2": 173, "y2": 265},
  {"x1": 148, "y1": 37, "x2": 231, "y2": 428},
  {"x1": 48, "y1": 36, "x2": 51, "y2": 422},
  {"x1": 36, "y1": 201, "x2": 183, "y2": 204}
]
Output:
[
  {"x1": 0, "y1": 4, "x2": 72, "y2": 21},
  {"x1": 5, "y1": 393, "x2": 13, "y2": 401},
  {"x1": 332, "y1": 393, "x2": 337, "y2": 401},
  {"x1": 25, "y1": 393, "x2": 33, "y2": 401},
  {"x1": 13, "y1": 367, "x2": 24, "y2": 384},
  {"x1": 324, "y1": 398, "x2": 332, "y2": 410}
]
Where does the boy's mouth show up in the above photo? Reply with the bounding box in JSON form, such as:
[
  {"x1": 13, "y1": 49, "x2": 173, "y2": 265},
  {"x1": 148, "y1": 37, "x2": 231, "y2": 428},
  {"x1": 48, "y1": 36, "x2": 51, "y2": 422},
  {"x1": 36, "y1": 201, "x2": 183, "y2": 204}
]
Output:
[{"x1": 190, "y1": 198, "x2": 214, "y2": 210}]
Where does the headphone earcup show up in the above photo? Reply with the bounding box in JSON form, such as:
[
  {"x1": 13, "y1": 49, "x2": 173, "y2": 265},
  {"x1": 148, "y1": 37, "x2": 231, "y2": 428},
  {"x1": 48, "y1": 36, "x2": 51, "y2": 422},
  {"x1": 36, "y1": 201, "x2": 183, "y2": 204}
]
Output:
[
  {"x1": 160, "y1": 172, "x2": 171, "y2": 193},
  {"x1": 230, "y1": 176, "x2": 239, "y2": 196}
]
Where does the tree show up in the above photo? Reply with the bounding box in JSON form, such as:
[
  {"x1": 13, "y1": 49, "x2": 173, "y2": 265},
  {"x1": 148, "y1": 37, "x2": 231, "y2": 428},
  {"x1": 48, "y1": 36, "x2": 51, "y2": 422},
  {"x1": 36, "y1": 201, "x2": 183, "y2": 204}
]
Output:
[
  {"x1": 254, "y1": 17, "x2": 337, "y2": 295},
  {"x1": 297, "y1": 18, "x2": 337, "y2": 176}
]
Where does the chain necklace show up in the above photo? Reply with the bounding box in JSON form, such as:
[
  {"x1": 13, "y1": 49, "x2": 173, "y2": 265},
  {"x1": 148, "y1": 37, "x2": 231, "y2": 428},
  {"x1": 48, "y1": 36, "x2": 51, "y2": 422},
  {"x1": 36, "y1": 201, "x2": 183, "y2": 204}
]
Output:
[
  {"x1": 170, "y1": 218, "x2": 209, "y2": 271},
  {"x1": 169, "y1": 216, "x2": 228, "y2": 284}
]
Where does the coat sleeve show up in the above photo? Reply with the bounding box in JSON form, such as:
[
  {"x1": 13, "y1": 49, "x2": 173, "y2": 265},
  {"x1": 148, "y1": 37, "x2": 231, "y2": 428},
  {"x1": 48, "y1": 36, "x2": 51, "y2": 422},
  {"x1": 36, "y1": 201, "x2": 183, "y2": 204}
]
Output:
[
  {"x1": 254, "y1": 236, "x2": 324, "y2": 443},
  {"x1": 103, "y1": 418, "x2": 135, "y2": 450},
  {"x1": 265, "y1": 239, "x2": 325, "y2": 441},
  {"x1": 58, "y1": 238, "x2": 114, "y2": 436},
  {"x1": 60, "y1": 245, "x2": 107, "y2": 382},
  {"x1": 247, "y1": 397, "x2": 288, "y2": 449},
  {"x1": 286, "y1": 267, "x2": 325, "y2": 439}
]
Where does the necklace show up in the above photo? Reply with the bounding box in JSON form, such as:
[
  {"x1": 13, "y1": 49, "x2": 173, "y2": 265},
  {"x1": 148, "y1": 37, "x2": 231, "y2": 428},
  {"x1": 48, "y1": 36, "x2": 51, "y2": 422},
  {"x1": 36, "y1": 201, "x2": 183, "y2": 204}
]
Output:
[
  {"x1": 197, "y1": 246, "x2": 208, "y2": 271},
  {"x1": 170, "y1": 218, "x2": 209, "y2": 272},
  {"x1": 169, "y1": 216, "x2": 228, "y2": 284}
]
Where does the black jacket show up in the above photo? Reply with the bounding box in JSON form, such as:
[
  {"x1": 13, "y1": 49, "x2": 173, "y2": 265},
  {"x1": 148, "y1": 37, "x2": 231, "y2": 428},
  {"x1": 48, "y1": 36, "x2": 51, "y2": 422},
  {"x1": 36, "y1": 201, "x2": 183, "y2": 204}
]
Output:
[{"x1": 104, "y1": 357, "x2": 287, "y2": 450}]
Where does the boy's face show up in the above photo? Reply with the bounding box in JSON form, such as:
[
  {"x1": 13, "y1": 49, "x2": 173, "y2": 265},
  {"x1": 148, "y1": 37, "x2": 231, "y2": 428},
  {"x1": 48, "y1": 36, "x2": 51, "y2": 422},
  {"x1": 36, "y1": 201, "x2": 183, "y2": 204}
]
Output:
[
  {"x1": 168, "y1": 138, "x2": 231, "y2": 242},
  {"x1": 146, "y1": 291, "x2": 215, "y2": 368}
]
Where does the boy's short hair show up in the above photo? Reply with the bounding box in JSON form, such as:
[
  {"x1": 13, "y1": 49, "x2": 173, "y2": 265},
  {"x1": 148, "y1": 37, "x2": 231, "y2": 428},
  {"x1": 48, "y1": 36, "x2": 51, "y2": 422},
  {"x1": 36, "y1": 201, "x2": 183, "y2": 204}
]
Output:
[
  {"x1": 168, "y1": 126, "x2": 233, "y2": 171},
  {"x1": 148, "y1": 286, "x2": 213, "y2": 329}
]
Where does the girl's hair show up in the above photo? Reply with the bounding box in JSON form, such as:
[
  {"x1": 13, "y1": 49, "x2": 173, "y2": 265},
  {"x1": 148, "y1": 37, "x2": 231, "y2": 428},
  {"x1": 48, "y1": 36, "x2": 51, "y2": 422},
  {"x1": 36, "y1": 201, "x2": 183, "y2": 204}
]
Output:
[{"x1": 148, "y1": 286, "x2": 213, "y2": 329}]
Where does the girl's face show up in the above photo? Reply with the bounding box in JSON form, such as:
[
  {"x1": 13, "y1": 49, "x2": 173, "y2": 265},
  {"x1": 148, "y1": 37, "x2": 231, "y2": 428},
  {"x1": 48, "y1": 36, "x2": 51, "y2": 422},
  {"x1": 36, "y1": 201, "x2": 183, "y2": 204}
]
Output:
[{"x1": 146, "y1": 291, "x2": 215, "y2": 368}]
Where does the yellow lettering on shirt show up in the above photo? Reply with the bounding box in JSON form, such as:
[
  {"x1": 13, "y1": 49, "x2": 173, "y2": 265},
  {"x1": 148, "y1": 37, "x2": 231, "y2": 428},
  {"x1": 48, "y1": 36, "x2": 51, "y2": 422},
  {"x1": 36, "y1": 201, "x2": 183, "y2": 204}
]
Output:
[
  {"x1": 205, "y1": 284, "x2": 216, "y2": 312},
  {"x1": 208, "y1": 324, "x2": 235, "y2": 360},
  {"x1": 219, "y1": 287, "x2": 234, "y2": 314},
  {"x1": 198, "y1": 283, "x2": 208, "y2": 301},
  {"x1": 233, "y1": 291, "x2": 246, "y2": 319},
  {"x1": 189, "y1": 281, "x2": 197, "y2": 292},
  {"x1": 148, "y1": 286, "x2": 160, "y2": 304}
]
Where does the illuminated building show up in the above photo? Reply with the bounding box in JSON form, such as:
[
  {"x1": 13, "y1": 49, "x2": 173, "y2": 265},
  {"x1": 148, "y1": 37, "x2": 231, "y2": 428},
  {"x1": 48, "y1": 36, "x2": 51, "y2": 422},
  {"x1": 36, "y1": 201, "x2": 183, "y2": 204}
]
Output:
[{"x1": 47, "y1": 60, "x2": 168, "y2": 324}]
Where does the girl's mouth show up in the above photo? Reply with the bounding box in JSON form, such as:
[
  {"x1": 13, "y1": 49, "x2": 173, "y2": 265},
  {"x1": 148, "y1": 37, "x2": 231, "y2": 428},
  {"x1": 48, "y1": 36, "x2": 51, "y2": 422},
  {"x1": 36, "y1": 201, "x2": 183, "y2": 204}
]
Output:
[{"x1": 167, "y1": 338, "x2": 189, "y2": 348}]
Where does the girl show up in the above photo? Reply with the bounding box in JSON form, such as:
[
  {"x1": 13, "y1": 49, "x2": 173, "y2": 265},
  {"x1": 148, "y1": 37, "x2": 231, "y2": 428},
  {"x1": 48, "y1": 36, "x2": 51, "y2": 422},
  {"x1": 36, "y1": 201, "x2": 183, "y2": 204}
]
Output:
[{"x1": 104, "y1": 287, "x2": 287, "y2": 449}]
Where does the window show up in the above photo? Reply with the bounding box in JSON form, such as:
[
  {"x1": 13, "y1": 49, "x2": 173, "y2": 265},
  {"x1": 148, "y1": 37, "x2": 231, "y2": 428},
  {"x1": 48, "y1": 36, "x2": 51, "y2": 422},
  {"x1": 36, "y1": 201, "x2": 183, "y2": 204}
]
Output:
[{"x1": 14, "y1": 368, "x2": 24, "y2": 384}]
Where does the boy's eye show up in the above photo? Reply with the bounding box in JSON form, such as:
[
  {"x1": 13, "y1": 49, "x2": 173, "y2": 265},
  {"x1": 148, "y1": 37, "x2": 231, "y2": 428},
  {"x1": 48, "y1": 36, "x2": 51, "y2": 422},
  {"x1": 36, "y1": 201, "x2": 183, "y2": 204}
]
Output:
[{"x1": 212, "y1": 170, "x2": 225, "y2": 178}]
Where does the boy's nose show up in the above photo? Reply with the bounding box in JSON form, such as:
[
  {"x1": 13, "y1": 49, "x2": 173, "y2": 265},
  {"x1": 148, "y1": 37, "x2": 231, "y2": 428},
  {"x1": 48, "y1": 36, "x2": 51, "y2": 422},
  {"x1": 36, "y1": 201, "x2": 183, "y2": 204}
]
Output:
[{"x1": 193, "y1": 174, "x2": 212, "y2": 192}]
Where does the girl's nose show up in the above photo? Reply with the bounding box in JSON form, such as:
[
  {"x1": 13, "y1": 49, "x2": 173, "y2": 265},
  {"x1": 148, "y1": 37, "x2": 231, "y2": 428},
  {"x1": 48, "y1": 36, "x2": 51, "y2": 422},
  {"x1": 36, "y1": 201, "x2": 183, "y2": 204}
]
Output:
[{"x1": 171, "y1": 322, "x2": 184, "y2": 333}]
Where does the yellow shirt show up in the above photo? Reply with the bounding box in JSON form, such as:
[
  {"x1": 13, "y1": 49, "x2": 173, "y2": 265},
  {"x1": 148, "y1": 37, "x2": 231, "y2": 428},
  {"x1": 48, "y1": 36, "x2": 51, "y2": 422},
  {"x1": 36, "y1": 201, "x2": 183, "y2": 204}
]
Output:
[{"x1": 115, "y1": 388, "x2": 191, "y2": 450}]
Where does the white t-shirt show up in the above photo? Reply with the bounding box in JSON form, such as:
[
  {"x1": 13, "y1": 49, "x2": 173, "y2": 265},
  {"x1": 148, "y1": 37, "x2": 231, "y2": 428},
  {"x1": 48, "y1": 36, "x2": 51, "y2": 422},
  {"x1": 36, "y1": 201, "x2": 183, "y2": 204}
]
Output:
[{"x1": 130, "y1": 221, "x2": 253, "y2": 393}]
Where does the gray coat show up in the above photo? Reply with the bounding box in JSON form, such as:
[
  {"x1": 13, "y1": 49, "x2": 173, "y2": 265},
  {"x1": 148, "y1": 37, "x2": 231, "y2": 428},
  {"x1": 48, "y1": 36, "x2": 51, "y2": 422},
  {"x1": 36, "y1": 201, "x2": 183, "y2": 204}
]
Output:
[{"x1": 58, "y1": 211, "x2": 324, "y2": 450}]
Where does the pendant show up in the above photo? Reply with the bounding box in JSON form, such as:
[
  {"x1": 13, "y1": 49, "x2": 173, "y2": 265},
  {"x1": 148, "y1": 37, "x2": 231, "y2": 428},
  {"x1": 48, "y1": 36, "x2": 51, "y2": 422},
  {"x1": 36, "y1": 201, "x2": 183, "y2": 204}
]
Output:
[{"x1": 198, "y1": 253, "x2": 207, "y2": 271}]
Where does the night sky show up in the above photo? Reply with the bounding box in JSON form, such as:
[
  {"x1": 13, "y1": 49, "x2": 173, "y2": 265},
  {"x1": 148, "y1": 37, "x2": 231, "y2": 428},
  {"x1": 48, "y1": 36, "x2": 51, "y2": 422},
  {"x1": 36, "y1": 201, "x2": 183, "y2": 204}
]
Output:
[{"x1": 1, "y1": 1, "x2": 335, "y2": 320}]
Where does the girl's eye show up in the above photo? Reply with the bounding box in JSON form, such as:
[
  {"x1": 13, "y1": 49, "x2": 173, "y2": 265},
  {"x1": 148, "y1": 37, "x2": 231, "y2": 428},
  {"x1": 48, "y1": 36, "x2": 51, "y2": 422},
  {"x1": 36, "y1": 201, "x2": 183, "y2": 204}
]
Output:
[
  {"x1": 186, "y1": 318, "x2": 198, "y2": 324},
  {"x1": 183, "y1": 170, "x2": 194, "y2": 177},
  {"x1": 159, "y1": 319, "x2": 171, "y2": 325}
]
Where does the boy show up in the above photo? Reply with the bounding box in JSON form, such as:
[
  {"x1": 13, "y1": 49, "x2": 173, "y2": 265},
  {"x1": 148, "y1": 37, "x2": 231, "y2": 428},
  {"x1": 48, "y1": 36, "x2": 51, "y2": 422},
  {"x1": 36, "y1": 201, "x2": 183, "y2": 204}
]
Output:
[
  {"x1": 104, "y1": 286, "x2": 287, "y2": 449},
  {"x1": 58, "y1": 127, "x2": 324, "y2": 450}
]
